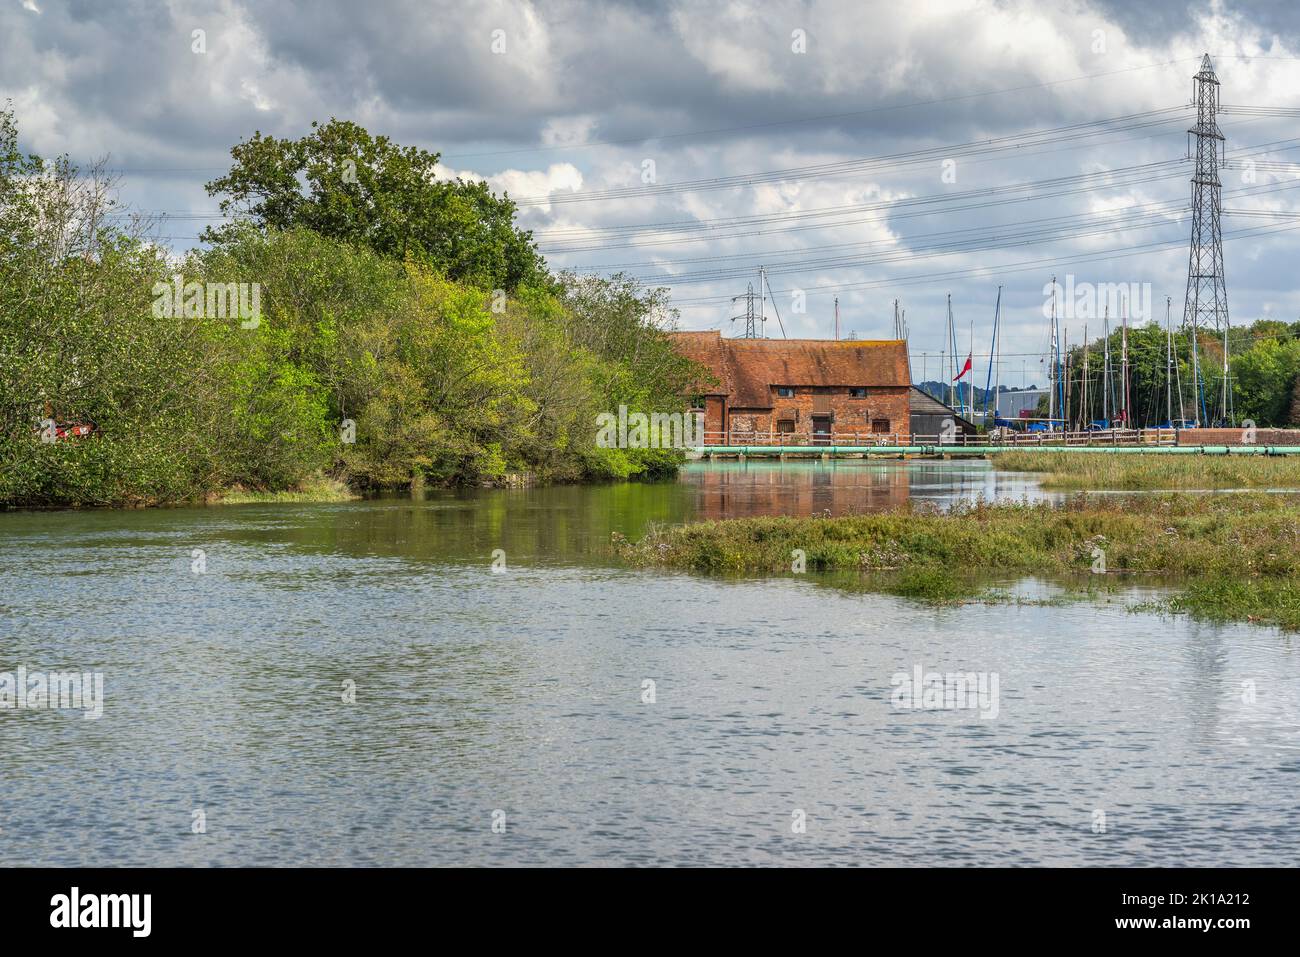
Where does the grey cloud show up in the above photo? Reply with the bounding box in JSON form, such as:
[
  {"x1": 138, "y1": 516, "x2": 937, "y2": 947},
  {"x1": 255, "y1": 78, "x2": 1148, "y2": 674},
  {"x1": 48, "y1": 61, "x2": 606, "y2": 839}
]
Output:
[{"x1": 1, "y1": 0, "x2": 1296, "y2": 376}]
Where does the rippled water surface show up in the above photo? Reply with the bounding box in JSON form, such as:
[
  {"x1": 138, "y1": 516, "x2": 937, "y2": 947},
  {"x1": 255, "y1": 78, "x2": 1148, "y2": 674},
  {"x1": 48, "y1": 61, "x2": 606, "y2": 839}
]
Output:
[{"x1": 2, "y1": 460, "x2": 1296, "y2": 865}]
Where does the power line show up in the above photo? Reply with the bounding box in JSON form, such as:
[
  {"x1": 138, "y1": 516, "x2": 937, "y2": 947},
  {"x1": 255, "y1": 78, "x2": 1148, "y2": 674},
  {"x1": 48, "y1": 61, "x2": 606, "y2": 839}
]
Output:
[
  {"x1": 563, "y1": 173, "x2": 1300, "y2": 279},
  {"x1": 540, "y1": 127, "x2": 1300, "y2": 253},
  {"x1": 438, "y1": 57, "x2": 1203, "y2": 160},
  {"x1": 515, "y1": 108, "x2": 1191, "y2": 207},
  {"x1": 667, "y1": 219, "x2": 1300, "y2": 307},
  {"x1": 542, "y1": 164, "x2": 1189, "y2": 253},
  {"x1": 615, "y1": 207, "x2": 1185, "y2": 286}
]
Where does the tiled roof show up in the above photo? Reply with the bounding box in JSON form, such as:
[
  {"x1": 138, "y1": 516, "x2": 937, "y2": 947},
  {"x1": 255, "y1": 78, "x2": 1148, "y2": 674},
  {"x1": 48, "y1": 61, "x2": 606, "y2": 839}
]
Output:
[
  {"x1": 670, "y1": 330, "x2": 733, "y2": 396},
  {"x1": 668, "y1": 331, "x2": 909, "y2": 408}
]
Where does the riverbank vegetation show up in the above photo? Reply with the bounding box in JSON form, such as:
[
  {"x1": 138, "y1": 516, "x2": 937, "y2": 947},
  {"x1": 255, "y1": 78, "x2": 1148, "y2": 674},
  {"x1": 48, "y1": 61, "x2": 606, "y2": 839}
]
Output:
[
  {"x1": 0, "y1": 108, "x2": 701, "y2": 507},
  {"x1": 990, "y1": 450, "x2": 1300, "y2": 489},
  {"x1": 211, "y1": 474, "x2": 358, "y2": 505},
  {"x1": 614, "y1": 493, "x2": 1300, "y2": 628}
]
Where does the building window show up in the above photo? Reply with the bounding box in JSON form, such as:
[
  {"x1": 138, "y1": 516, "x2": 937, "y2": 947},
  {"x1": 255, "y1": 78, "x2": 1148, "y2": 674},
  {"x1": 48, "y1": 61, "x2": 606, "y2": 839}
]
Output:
[
  {"x1": 849, "y1": 387, "x2": 868, "y2": 398},
  {"x1": 776, "y1": 386, "x2": 794, "y2": 398},
  {"x1": 776, "y1": 419, "x2": 795, "y2": 434},
  {"x1": 871, "y1": 418, "x2": 891, "y2": 433}
]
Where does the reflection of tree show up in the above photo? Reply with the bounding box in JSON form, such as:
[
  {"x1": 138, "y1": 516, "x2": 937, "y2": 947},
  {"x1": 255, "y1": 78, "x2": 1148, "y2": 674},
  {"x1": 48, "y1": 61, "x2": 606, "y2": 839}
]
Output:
[
  {"x1": 200, "y1": 464, "x2": 912, "y2": 570},
  {"x1": 206, "y1": 482, "x2": 699, "y2": 568}
]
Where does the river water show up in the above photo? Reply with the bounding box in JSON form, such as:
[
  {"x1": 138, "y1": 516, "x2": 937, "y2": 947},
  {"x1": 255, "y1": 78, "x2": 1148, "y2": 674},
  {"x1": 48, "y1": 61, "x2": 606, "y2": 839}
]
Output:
[{"x1": 2, "y1": 459, "x2": 1297, "y2": 866}]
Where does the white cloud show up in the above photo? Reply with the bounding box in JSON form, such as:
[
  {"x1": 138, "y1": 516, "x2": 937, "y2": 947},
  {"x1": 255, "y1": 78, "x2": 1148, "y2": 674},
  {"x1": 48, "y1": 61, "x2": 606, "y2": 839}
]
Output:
[{"x1": 2, "y1": 0, "x2": 1299, "y2": 368}]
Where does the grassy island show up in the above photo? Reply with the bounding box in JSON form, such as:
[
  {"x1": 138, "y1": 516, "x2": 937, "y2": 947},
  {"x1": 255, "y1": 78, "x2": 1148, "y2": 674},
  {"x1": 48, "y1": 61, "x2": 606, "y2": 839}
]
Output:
[
  {"x1": 990, "y1": 451, "x2": 1300, "y2": 490},
  {"x1": 615, "y1": 493, "x2": 1300, "y2": 629}
]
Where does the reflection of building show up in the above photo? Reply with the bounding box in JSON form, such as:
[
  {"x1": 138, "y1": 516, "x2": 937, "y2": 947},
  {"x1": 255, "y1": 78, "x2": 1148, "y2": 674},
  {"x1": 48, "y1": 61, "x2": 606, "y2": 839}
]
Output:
[
  {"x1": 685, "y1": 461, "x2": 910, "y2": 520},
  {"x1": 670, "y1": 332, "x2": 911, "y2": 442}
]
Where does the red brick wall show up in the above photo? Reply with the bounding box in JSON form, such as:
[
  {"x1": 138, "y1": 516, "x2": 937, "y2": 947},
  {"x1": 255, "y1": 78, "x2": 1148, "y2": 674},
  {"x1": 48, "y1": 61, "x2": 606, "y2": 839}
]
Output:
[
  {"x1": 1180, "y1": 428, "x2": 1300, "y2": 446},
  {"x1": 702, "y1": 396, "x2": 727, "y2": 436},
  {"x1": 721, "y1": 386, "x2": 910, "y2": 439}
]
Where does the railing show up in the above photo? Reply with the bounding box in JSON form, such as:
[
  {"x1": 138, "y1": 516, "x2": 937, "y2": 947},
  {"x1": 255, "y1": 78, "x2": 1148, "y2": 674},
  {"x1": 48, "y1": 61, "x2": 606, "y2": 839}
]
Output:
[
  {"x1": 702, "y1": 431, "x2": 997, "y2": 448},
  {"x1": 702, "y1": 431, "x2": 909, "y2": 447},
  {"x1": 996, "y1": 427, "x2": 1178, "y2": 447},
  {"x1": 699, "y1": 428, "x2": 1181, "y2": 448}
]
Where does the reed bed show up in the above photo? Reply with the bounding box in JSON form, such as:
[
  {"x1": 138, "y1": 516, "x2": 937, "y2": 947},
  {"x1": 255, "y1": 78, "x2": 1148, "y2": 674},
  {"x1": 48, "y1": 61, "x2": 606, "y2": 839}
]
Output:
[
  {"x1": 614, "y1": 494, "x2": 1300, "y2": 628},
  {"x1": 990, "y1": 451, "x2": 1300, "y2": 490}
]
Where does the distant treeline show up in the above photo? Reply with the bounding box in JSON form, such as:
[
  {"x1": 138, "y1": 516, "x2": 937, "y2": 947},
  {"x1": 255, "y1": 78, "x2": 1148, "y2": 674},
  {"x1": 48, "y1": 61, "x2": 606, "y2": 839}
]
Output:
[
  {"x1": 0, "y1": 108, "x2": 701, "y2": 506},
  {"x1": 923, "y1": 320, "x2": 1300, "y2": 429},
  {"x1": 1023, "y1": 323, "x2": 1300, "y2": 427}
]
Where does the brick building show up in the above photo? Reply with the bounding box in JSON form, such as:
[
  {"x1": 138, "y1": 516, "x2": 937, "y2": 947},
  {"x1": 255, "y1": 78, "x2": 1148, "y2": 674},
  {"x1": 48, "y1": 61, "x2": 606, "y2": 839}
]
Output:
[{"x1": 669, "y1": 331, "x2": 911, "y2": 443}]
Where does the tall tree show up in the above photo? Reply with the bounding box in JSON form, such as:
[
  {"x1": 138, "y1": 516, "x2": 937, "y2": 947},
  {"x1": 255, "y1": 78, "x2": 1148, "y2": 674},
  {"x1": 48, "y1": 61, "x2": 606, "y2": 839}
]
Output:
[{"x1": 203, "y1": 119, "x2": 547, "y2": 291}]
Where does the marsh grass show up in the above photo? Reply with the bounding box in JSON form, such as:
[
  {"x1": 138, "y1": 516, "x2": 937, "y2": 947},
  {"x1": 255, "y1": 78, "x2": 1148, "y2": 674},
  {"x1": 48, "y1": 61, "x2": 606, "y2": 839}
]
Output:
[
  {"x1": 213, "y1": 474, "x2": 358, "y2": 504},
  {"x1": 991, "y1": 450, "x2": 1300, "y2": 490},
  {"x1": 615, "y1": 494, "x2": 1300, "y2": 629}
]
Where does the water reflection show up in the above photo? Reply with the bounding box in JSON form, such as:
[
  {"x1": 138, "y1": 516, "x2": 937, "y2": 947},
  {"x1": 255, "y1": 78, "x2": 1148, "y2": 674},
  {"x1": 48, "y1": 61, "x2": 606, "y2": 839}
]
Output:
[
  {"x1": 684, "y1": 459, "x2": 909, "y2": 518},
  {"x1": 0, "y1": 461, "x2": 1295, "y2": 866},
  {"x1": 680, "y1": 459, "x2": 1058, "y2": 520}
]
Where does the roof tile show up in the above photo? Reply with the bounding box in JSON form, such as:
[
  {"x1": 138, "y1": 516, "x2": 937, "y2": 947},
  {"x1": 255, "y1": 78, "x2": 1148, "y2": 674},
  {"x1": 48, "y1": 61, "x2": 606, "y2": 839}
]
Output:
[{"x1": 669, "y1": 331, "x2": 909, "y2": 408}]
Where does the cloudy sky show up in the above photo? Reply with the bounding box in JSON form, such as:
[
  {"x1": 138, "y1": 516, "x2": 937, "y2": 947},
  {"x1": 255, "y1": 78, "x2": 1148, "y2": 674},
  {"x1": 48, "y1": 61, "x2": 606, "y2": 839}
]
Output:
[{"x1": 5, "y1": 0, "x2": 1300, "y2": 387}]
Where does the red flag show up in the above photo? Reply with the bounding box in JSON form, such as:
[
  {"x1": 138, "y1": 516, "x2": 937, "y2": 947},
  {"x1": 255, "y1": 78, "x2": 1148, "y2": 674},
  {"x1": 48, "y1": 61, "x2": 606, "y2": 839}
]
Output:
[{"x1": 953, "y1": 353, "x2": 972, "y2": 381}]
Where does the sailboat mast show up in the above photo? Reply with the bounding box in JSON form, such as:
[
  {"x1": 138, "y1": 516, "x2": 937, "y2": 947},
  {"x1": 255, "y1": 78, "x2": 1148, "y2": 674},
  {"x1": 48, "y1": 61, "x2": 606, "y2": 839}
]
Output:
[
  {"x1": 1221, "y1": 320, "x2": 1231, "y2": 426},
  {"x1": 992, "y1": 290, "x2": 1001, "y2": 424},
  {"x1": 898, "y1": 302, "x2": 911, "y2": 382},
  {"x1": 947, "y1": 294, "x2": 958, "y2": 411},
  {"x1": 1121, "y1": 296, "x2": 1130, "y2": 427},
  {"x1": 1170, "y1": 293, "x2": 1180, "y2": 423},
  {"x1": 1102, "y1": 306, "x2": 1111, "y2": 423},
  {"x1": 1191, "y1": 312, "x2": 1205, "y2": 426},
  {"x1": 983, "y1": 286, "x2": 1002, "y2": 426},
  {"x1": 1081, "y1": 323, "x2": 1090, "y2": 430},
  {"x1": 1063, "y1": 327, "x2": 1070, "y2": 430},
  {"x1": 1174, "y1": 314, "x2": 1186, "y2": 428},
  {"x1": 1048, "y1": 276, "x2": 1057, "y2": 424}
]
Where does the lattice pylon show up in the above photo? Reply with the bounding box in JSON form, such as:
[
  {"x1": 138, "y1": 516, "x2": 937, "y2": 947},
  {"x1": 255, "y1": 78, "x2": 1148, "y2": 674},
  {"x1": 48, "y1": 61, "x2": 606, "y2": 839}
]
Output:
[{"x1": 1182, "y1": 53, "x2": 1229, "y2": 333}]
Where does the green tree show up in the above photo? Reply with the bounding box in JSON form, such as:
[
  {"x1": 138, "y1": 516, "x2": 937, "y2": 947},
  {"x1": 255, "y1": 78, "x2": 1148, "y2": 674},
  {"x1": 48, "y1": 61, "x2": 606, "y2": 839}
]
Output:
[
  {"x1": 1232, "y1": 335, "x2": 1300, "y2": 427},
  {"x1": 1, "y1": 105, "x2": 712, "y2": 505},
  {"x1": 202, "y1": 120, "x2": 547, "y2": 291},
  {"x1": 0, "y1": 105, "x2": 227, "y2": 505},
  {"x1": 556, "y1": 272, "x2": 700, "y2": 477}
]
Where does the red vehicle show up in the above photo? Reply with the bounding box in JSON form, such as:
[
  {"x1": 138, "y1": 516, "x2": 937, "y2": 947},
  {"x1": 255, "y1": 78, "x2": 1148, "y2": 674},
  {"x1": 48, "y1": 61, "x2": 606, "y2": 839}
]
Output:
[
  {"x1": 49, "y1": 421, "x2": 95, "y2": 440},
  {"x1": 32, "y1": 404, "x2": 97, "y2": 443}
]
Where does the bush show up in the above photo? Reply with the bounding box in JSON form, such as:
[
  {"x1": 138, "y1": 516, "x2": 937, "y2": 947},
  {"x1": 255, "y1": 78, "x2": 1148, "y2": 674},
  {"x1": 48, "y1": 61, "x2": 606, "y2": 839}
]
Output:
[{"x1": 0, "y1": 107, "x2": 704, "y2": 506}]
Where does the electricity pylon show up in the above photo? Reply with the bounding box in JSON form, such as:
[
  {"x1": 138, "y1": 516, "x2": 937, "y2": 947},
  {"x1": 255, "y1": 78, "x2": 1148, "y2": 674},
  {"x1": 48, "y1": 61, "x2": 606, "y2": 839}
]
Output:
[
  {"x1": 729, "y1": 283, "x2": 757, "y2": 338},
  {"x1": 1182, "y1": 53, "x2": 1229, "y2": 334}
]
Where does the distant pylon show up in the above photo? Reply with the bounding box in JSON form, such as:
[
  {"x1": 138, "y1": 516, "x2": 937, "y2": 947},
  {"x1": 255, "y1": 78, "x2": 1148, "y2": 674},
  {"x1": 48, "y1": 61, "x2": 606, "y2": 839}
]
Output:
[
  {"x1": 1182, "y1": 53, "x2": 1229, "y2": 333},
  {"x1": 892, "y1": 298, "x2": 908, "y2": 340},
  {"x1": 729, "y1": 283, "x2": 758, "y2": 338}
]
